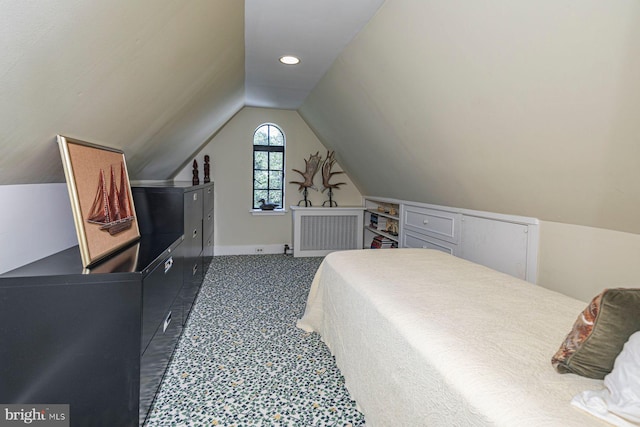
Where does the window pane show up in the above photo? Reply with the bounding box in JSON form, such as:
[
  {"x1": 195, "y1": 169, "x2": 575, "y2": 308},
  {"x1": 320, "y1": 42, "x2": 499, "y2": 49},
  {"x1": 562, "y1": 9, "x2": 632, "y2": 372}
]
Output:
[
  {"x1": 269, "y1": 171, "x2": 282, "y2": 189},
  {"x1": 254, "y1": 190, "x2": 268, "y2": 207},
  {"x1": 254, "y1": 126, "x2": 269, "y2": 145},
  {"x1": 269, "y1": 126, "x2": 284, "y2": 146},
  {"x1": 254, "y1": 170, "x2": 268, "y2": 189},
  {"x1": 254, "y1": 151, "x2": 268, "y2": 170},
  {"x1": 269, "y1": 152, "x2": 283, "y2": 170},
  {"x1": 269, "y1": 192, "x2": 283, "y2": 207},
  {"x1": 253, "y1": 123, "x2": 285, "y2": 209}
]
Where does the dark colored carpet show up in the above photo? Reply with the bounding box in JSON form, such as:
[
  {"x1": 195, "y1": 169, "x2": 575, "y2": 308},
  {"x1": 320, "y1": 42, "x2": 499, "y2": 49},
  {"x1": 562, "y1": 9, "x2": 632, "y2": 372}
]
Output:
[{"x1": 145, "y1": 255, "x2": 365, "y2": 426}]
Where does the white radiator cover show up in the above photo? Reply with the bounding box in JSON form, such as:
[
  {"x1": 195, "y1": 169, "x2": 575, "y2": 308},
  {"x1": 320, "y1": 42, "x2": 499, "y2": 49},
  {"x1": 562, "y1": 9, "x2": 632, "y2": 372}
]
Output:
[{"x1": 291, "y1": 207, "x2": 364, "y2": 257}]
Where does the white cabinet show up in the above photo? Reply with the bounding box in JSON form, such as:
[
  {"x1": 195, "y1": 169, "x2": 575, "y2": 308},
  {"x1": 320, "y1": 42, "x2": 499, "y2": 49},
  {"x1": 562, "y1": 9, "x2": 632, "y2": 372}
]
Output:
[
  {"x1": 460, "y1": 215, "x2": 534, "y2": 282},
  {"x1": 402, "y1": 229, "x2": 457, "y2": 254},
  {"x1": 401, "y1": 204, "x2": 461, "y2": 255},
  {"x1": 363, "y1": 196, "x2": 540, "y2": 283}
]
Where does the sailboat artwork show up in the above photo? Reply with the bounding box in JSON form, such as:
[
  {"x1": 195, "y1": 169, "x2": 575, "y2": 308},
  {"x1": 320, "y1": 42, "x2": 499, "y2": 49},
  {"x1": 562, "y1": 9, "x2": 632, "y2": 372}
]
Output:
[
  {"x1": 86, "y1": 162, "x2": 135, "y2": 235},
  {"x1": 58, "y1": 135, "x2": 141, "y2": 267}
]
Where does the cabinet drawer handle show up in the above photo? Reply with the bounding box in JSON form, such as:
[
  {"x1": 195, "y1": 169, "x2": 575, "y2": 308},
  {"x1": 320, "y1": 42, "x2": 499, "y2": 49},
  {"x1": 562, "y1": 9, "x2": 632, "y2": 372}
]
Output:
[
  {"x1": 193, "y1": 193, "x2": 198, "y2": 201},
  {"x1": 164, "y1": 257, "x2": 173, "y2": 274},
  {"x1": 207, "y1": 214, "x2": 212, "y2": 221},
  {"x1": 163, "y1": 311, "x2": 172, "y2": 333},
  {"x1": 192, "y1": 264, "x2": 198, "y2": 276},
  {"x1": 192, "y1": 229, "x2": 198, "y2": 239},
  {"x1": 423, "y1": 219, "x2": 429, "y2": 224}
]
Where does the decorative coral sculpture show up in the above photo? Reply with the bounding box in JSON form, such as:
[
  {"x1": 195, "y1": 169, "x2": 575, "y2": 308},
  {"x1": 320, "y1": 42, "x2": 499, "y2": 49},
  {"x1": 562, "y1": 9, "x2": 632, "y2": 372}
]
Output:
[
  {"x1": 290, "y1": 151, "x2": 322, "y2": 191},
  {"x1": 321, "y1": 150, "x2": 346, "y2": 192}
]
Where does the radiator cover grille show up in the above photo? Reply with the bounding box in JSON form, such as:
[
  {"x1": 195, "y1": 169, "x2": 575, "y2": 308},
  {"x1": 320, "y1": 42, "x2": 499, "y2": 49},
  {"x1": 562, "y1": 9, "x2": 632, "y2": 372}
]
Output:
[
  {"x1": 291, "y1": 207, "x2": 364, "y2": 257},
  {"x1": 300, "y1": 215, "x2": 358, "y2": 251}
]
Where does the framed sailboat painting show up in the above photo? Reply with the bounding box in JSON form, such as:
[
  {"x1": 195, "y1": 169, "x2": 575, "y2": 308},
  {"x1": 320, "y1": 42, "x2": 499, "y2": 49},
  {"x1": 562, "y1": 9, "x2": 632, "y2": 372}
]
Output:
[{"x1": 57, "y1": 135, "x2": 140, "y2": 267}]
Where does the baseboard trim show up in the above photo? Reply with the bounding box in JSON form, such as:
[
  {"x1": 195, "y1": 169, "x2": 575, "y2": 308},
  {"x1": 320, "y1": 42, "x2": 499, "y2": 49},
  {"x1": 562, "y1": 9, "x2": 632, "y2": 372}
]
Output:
[{"x1": 214, "y1": 244, "x2": 288, "y2": 256}]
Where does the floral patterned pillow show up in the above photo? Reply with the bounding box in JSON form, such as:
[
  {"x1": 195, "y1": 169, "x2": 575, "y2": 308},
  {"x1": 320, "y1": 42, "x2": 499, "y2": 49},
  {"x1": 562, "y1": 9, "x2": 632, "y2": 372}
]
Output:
[{"x1": 552, "y1": 288, "x2": 640, "y2": 379}]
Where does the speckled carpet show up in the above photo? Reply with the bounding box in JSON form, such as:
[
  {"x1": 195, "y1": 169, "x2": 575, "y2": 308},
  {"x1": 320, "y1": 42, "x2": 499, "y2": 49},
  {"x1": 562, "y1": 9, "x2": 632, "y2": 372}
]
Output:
[{"x1": 144, "y1": 255, "x2": 366, "y2": 426}]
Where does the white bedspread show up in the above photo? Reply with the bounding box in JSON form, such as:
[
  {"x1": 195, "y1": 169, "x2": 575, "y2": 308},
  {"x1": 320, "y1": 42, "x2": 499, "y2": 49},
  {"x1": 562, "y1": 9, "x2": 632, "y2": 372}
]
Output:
[{"x1": 297, "y1": 249, "x2": 609, "y2": 426}]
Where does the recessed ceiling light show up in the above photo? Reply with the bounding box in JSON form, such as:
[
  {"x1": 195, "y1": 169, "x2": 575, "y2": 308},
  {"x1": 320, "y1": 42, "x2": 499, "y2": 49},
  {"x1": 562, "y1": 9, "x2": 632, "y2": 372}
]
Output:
[{"x1": 279, "y1": 55, "x2": 300, "y2": 65}]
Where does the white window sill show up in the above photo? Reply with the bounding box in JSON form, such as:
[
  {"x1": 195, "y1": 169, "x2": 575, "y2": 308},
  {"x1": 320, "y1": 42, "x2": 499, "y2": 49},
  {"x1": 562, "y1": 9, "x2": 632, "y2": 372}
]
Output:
[{"x1": 250, "y1": 209, "x2": 287, "y2": 216}]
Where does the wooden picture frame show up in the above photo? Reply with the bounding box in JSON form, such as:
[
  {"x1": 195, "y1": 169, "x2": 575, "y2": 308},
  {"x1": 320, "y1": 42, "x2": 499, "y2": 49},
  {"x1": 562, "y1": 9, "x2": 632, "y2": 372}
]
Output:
[{"x1": 57, "y1": 135, "x2": 140, "y2": 267}]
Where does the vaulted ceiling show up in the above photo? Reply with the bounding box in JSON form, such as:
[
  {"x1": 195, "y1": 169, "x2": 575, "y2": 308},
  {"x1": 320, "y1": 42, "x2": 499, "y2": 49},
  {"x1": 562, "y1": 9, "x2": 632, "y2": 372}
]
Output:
[
  {"x1": 2, "y1": 1, "x2": 640, "y2": 234},
  {"x1": 1, "y1": 1, "x2": 243, "y2": 183},
  {"x1": 0, "y1": 0, "x2": 382, "y2": 184},
  {"x1": 244, "y1": 0, "x2": 384, "y2": 109}
]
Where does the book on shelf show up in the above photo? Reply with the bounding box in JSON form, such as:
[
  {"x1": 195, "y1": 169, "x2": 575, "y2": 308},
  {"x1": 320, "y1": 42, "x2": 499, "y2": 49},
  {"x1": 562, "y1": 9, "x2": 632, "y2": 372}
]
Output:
[
  {"x1": 370, "y1": 213, "x2": 378, "y2": 229},
  {"x1": 370, "y1": 235, "x2": 397, "y2": 249},
  {"x1": 369, "y1": 213, "x2": 387, "y2": 230}
]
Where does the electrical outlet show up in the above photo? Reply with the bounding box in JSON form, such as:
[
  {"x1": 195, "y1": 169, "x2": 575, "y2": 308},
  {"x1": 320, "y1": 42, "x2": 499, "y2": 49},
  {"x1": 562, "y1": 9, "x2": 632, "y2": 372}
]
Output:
[{"x1": 255, "y1": 247, "x2": 264, "y2": 253}]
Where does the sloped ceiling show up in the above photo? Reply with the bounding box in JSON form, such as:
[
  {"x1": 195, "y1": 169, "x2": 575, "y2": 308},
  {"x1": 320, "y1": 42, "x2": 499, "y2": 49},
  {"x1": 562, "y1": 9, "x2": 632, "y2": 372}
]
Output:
[
  {"x1": 0, "y1": 0, "x2": 382, "y2": 184},
  {"x1": 299, "y1": 0, "x2": 640, "y2": 234},
  {"x1": 0, "y1": 0, "x2": 244, "y2": 184},
  {"x1": 244, "y1": 0, "x2": 384, "y2": 109}
]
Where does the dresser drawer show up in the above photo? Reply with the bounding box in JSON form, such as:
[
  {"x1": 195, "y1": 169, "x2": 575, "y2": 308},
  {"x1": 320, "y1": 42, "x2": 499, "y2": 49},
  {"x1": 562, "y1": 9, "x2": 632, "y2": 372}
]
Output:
[
  {"x1": 139, "y1": 298, "x2": 182, "y2": 425},
  {"x1": 204, "y1": 232, "x2": 214, "y2": 258},
  {"x1": 184, "y1": 189, "x2": 203, "y2": 246},
  {"x1": 402, "y1": 230, "x2": 457, "y2": 255},
  {"x1": 204, "y1": 210, "x2": 214, "y2": 240},
  {"x1": 184, "y1": 189, "x2": 203, "y2": 256},
  {"x1": 141, "y1": 245, "x2": 183, "y2": 355},
  {"x1": 185, "y1": 219, "x2": 203, "y2": 254},
  {"x1": 181, "y1": 256, "x2": 203, "y2": 325},
  {"x1": 204, "y1": 184, "x2": 214, "y2": 214},
  {"x1": 403, "y1": 205, "x2": 460, "y2": 243}
]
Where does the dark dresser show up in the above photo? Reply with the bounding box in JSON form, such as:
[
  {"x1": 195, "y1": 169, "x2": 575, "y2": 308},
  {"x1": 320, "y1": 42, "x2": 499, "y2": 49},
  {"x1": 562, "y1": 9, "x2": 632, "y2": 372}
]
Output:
[
  {"x1": 0, "y1": 232, "x2": 184, "y2": 426},
  {"x1": 132, "y1": 181, "x2": 214, "y2": 325}
]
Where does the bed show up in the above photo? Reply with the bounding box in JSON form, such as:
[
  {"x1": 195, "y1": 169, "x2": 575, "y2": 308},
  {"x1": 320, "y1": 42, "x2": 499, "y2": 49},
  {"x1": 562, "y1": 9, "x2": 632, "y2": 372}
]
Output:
[{"x1": 297, "y1": 249, "x2": 638, "y2": 426}]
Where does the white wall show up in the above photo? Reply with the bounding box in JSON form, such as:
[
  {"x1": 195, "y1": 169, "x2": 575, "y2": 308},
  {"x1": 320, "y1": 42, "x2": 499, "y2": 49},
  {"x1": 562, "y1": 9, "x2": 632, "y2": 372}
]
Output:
[
  {"x1": 298, "y1": 0, "x2": 640, "y2": 302},
  {"x1": 537, "y1": 221, "x2": 640, "y2": 302},
  {"x1": 300, "y1": 0, "x2": 640, "y2": 235},
  {"x1": 0, "y1": 184, "x2": 77, "y2": 273},
  {"x1": 175, "y1": 106, "x2": 363, "y2": 254}
]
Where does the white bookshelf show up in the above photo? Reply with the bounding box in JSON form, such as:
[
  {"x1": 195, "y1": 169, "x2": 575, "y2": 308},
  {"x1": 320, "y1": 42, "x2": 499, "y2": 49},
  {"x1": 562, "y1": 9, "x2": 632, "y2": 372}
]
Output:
[{"x1": 363, "y1": 197, "x2": 400, "y2": 249}]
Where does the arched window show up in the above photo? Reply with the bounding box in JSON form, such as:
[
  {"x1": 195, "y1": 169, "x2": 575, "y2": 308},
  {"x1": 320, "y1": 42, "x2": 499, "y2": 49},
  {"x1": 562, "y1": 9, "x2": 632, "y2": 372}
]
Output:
[{"x1": 252, "y1": 124, "x2": 285, "y2": 209}]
